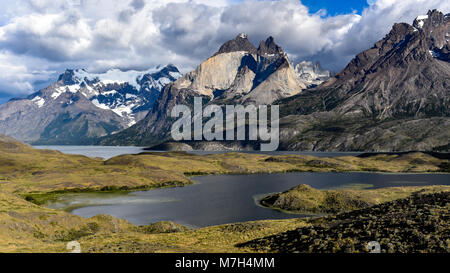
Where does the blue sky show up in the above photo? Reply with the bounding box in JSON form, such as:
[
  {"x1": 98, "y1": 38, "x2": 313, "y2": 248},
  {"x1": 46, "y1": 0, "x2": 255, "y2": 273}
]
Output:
[
  {"x1": 0, "y1": 0, "x2": 448, "y2": 105},
  {"x1": 301, "y1": 0, "x2": 369, "y2": 15}
]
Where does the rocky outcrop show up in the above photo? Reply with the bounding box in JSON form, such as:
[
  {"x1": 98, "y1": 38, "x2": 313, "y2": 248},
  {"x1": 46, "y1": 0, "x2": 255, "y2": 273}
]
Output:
[
  {"x1": 242, "y1": 57, "x2": 305, "y2": 104},
  {"x1": 99, "y1": 34, "x2": 306, "y2": 145},
  {"x1": 176, "y1": 34, "x2": 304, "y2": 103},
  {"x1": 175, "y1": 51, "x2": 252, "y2": 97},
  {"x1": 146, "y1": 141, "x2": 258, "y2": 151},
  {"x1": 257, "y1": 36, "x2": 284, "y2": 56},
  {"x1": 137, "y1": 221, "x2": 190, "y2": 234},
  {"x1": 215, "y1": 33, "x2": 257, "y2": 55}
]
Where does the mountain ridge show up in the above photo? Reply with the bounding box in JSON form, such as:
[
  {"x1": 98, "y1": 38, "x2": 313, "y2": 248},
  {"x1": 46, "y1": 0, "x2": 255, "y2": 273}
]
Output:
[
  {"x1": 123, "y1": 10, "x2": 450, "y2": 151},
  {"x1": 1, "y1": 10, "x2": 447, "y2": 151},
  {"x1": 98, "y1": 34, "x2": 323, "y2": 145},
  {"x1": 0, "y1": 64, "x2": 182, "y2": 144},
  {"x1": 281, "y1": 10, "x2": 449, "y2": 120},
  {"x1": 276, "y1": 9, "x2": 450, "y2": 152}
]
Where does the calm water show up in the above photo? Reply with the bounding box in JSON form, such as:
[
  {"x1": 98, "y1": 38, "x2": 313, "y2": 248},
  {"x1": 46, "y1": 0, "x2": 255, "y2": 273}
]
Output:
[
  {"x1": 188, "y1": 151, "x2": 362, "y2": 157},
  {"x1": 33, "y1": 145, "x2": 146, "y2": 160},
  {"x1": 48, "y1": 172, "x2": 450, "y2": 228},
  {"x1": 33, "y1": 145, "x2": 361, "y2": 160}
]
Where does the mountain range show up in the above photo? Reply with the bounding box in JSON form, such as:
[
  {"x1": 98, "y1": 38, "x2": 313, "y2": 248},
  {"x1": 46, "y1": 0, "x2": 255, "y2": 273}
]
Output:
[
  {"x1": 101, "y1": 10, "x2": 449, "y2": 152},
  {"x1": 0, "y1": 65, "x2": 181, "y2": 144},
  {"x1": 0, "y1": 9, "x2": 448, "y2": 152},
  {"x1": 96, "y1": 33, "x2": 331, "y2": 146},
  {"x1": 278, "y1": 9, "x2": 449, "y2": 151}
]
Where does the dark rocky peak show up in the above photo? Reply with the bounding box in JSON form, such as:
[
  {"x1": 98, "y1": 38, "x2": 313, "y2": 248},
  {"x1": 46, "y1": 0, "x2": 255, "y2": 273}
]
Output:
[
  {"x1": 413, "y1": 9, "x2": 449, "y2": 50},
  {"x1": 162, "y1": 64, "x2": 180, "y2": 73},
  {"x1": 146, "y1": 64, "x2": 181, "y2": 82},
  {"x1": 381, "y1": 23, "x2": 414, "y2": 45},
  {"x1": 57, "y1": 69, "x2": 78, "y2": 85},
  {"x1": 413, "y1": 9, "x2": 447, "y2": 30},
  {"x1": 428, "y1": 9, "x2": 447, "y2": 25},
  {"x1": 215, "y1": 33, "x2": 257, "y2": 55},
  {"x1": 336, "y1": 11, "x2": 449, "y2": 81},
  {"x1": 257, "y1": 36, "x2": 284, "y2": 56}
]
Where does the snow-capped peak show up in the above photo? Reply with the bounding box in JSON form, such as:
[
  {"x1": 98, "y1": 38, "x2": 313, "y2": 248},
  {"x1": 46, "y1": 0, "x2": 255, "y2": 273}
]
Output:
[
  {"x1": 37, "y1": 64, "x2": 182, "y2": 129},
  {"x1": 54, "y1": 64, "x2": 182, "y2": 99},
  {"x1": 73, "y1": 67, "x2": 163, "y2": 90}
]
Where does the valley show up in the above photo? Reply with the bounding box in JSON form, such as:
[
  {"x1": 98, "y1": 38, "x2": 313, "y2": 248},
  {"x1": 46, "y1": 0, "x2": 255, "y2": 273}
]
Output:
[{"x1": 0, "y1": 136, "x2": 449, "y2": 252}]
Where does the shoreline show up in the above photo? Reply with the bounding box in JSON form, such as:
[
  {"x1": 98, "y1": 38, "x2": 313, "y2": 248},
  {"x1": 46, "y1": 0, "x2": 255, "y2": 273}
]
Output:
[
  {"x1": 42, "y1": 173, "x2": 450, "y2": 227},
  {"x1": 26, "y1": 169, "x2": 450, "y2": 209}
]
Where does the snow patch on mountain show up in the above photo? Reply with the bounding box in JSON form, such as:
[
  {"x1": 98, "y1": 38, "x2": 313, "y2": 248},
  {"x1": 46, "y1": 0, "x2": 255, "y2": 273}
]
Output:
[
  {"x1": 169, "y1": 71, "x2": 182, "y2": 79},
  {"x1": 32, "y1": 96, "x2": 45, "y2": 108},
  {"x1": 52, "y1": 85, "x2": 81, "y2": 99},
  {"x1": 102, "y1": 90, "x2": 118, "y2": 96},
  {"x1": 91, "y1": 99, "x2": 110, "y2": 110}
]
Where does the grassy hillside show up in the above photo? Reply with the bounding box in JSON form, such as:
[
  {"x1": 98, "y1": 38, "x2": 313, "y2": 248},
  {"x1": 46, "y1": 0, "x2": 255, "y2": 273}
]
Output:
[
  {"x1": 242, "y1": 192, "x2": 450, "y2": 253},
  {"x1": 0, "y1": 135, "x2": 449, "y2": 253}
]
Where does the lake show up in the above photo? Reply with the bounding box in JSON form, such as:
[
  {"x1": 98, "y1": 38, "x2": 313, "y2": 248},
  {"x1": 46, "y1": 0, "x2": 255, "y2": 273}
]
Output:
[
  {"x1": 33, "y1": 145, "x2": 362, "y2": 160},
  {"x1": 47, "y1": 172, "x2": 450, "y2": 228},
  {"x1": 33, "y1": 145, "x2": 147, "y2": 160}
]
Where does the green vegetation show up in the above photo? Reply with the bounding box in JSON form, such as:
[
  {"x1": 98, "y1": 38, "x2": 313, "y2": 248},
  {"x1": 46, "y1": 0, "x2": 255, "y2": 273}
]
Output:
[
  {"x1": 260, "y1": 184, "x2": 450, "y2": 214},
  {"x1": 242, "y1": 192, "x2": 450, "y2": 253},
  {"x1": 21, "y1": 182, "x2": 188, "y2": 206},
  {"x1": 0, "y1": 135, "x2": 448, "y2": 253},
  {"x1": 0, "y1": 189, "x2": 307, "y2": 253},
  {"x1": 136, "y1": 221, "x2": 190, "y2": 234}
]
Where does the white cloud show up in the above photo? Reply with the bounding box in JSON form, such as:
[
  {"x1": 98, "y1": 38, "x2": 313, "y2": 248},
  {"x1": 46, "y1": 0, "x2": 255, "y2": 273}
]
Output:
[
  {"x1": 319, "y1": 0, "x2": 450, "y2": 68},
  {"x1": 0, "y1": 51, "x2": 55, "y2": 96},
  {"x1": 0, "y1": 0, "x2": 448, "y2": 97}
]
